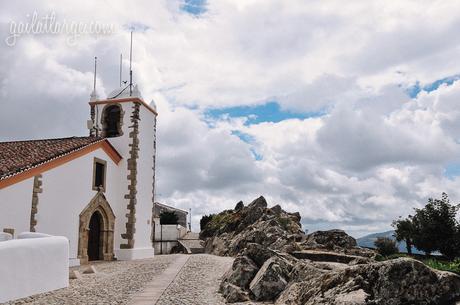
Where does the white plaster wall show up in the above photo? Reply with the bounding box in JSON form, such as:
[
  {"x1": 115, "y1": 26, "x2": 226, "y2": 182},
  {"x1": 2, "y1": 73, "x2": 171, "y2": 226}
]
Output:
[
  {"x1": 154, "y1": 224, "x2": 181, "y2": 241},
  {"x1": 94, "y1": 102, "x2": 132, "y2": 157},
  {"x1": 96, "y1": 100, "x2": 156, "y2": 250},
  {"x1": 135, "y1": 106, "x2": 156, "y2": 248},
  {"x1": 35, "y1": 148, "x2": 123, "y2": 260},
  {"x1": 0, "y1": 177, "x2": 34, "y2": 237},
  {"x1": 0, "y1": 236, "x2": 69, "y2": 303}
]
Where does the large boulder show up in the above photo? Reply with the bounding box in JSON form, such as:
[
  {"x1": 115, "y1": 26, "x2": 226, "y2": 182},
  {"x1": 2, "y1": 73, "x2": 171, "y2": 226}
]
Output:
[
  {"x1": 275, "y1": 258, "x2": 460, "y2": 305},
  {"x1": 242, "y1": 243, "x2": 278, "y2": 267},
  {"x1": 302, "y1": 229, "x2": 357, "y2": 250},
  {"x1": 221, "y1": 254, "x2": 259, "y2": 289},
  {"x1": 249, "y1": 256, "x2": 295, "y2": 301}
]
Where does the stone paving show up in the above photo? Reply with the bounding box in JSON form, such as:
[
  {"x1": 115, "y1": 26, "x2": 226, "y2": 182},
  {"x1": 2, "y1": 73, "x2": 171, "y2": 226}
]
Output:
[
  {"x1": 5, "y1": 255, "x2": 177, "y2": 305},
  {"x1": 129, "y1": 254, "x2": 190, "y2": 305},
  {"x1": 5, "y1": 254, "x2": 263, "y2": 305}
]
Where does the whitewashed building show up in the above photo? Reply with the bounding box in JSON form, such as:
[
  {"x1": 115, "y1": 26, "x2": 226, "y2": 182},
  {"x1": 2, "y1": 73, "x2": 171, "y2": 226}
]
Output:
[{"x1": 0, "y1": 86, "x2": 158, "y2": 266}]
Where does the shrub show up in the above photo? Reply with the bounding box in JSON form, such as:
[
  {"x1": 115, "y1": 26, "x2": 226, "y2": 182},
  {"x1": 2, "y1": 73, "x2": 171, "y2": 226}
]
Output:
[
  {"x1": 374, "y1": 237, "x2": 398, "y2": 256},
  {"x1": 200, "y1": 214, "x2": 214, "y2": 231},
  {"x1": 160, "y1": 211, "x2": 179, "y2": 225}
]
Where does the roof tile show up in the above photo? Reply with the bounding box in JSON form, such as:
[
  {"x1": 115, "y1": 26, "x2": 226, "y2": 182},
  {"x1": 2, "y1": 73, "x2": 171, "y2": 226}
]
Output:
[{"x1": 0, "y1": 136, "x2": 104, "y2": 180}]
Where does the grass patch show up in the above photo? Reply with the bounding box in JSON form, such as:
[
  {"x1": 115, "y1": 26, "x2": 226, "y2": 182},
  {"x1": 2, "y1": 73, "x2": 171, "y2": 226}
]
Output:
[
  {"x1": 423, "y1": 259, "x2": 460, "y2": 274},
  {"x1": 207, "y1": 211, "x2": 240, "y2": 231},
  {"x1": 375, "y1": 253, "x2": 460, "y2": 274}
]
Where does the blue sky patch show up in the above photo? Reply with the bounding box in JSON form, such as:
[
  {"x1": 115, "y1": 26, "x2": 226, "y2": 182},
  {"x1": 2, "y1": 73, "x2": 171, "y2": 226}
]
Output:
[
  {"x1": 205, "y1": 101, "x2": 324, "y2": 125},
  {"x1": 407, "y1": 75, "x2": 460, "y2": 98},
  {"x1": 230, "y1": 131, "x2": 262, "y2": 160},
  {"x1": 181, "y1": 0, "x2": 207, "y2": 15},
  {"x1": 444, "y1": 163, "x2": 460, "y2": 179},
  {"x1": 231, "y1": 130, "x2": 254, "y2": 143},
  {"x1": 250, "y1": 148, "x2": 263, "y2": 161}
]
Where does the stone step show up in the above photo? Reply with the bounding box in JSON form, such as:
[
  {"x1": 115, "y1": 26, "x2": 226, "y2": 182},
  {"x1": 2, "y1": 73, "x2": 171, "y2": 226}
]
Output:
[
  {"x1": 178, "y1": 239, "x2": 204, "y2": 254},
  {"x1": 181, "y1": 232, "x2": 200, "y2": 240}
]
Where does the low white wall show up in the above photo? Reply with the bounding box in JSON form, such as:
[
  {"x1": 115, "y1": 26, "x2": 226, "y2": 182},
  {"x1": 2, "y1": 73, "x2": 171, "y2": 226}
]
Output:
[
  {"x1": 154, "y1": 224, "x2": 181, "y2": 241},
  {"x1": 0, "y1": 236, "x2": 69, "y2": 303}
]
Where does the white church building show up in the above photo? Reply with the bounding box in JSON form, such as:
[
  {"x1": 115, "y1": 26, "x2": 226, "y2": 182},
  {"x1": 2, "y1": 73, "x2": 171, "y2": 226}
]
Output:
[{"x1": 0, "y1": 86, "x2": 157, "y2": 266}]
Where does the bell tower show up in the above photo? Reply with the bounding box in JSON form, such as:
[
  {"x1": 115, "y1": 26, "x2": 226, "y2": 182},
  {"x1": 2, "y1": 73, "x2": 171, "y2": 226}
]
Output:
[{"x1": 88, "y1": 85, "x2": 158, "y2": 260}]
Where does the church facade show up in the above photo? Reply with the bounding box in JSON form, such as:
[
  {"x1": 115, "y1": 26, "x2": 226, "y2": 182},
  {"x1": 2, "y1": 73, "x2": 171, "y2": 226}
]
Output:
[{"x1": 0, "y1": 87, "x2": 157, "y2": 266}]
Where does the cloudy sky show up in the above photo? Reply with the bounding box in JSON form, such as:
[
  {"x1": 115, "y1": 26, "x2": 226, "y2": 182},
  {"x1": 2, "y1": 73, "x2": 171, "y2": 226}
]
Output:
[{"x1": 2, "y1": 1, "x2": 460, "y2": 237}]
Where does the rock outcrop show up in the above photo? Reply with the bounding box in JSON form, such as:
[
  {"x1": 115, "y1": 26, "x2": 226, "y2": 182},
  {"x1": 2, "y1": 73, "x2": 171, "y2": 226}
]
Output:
[
  {"x1": 203, "y1": 196, "x2": 460, "y2": 305},
  {"x1": 201, "y1": 196, "x2": 304, "y2": 256},
  {"x1": 275, "y1": 258, "x2": 460, "y2": 305}
]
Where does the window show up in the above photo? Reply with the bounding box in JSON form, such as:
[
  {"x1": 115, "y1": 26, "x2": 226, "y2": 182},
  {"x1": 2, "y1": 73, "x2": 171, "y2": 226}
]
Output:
[
  {"x1": 102, "y1": 105, "x2": 122, "y2": 137},
  {"x1": 92, "y1": 158, "x2": 107, "y2": 191}
]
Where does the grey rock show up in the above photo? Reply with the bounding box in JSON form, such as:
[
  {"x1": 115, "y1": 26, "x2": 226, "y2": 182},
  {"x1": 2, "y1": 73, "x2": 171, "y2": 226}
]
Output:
[
  {"x1": 276, "y1": 257, "x2": 460, "y2": 305},
  {"x1": 220, "y1": 282, "x2": 251, "y2": 303},
  {"x1": 242, "y1": 243, "x2": 278, "y2": 267},
  {"x1": 249, "y1": 256, "x2": 294, "y2": 301},
  {"x1": 291, "y1": 250, "x2": 372, "y2": 264},
  {"x1": 271, "y1": 204, "x2": 283, "y2": 215},
  {"x1": 234, "y1": 201, "x2": 244, "y2": 211},
  {"x1": 247, "y1": 196, "x2": 267, "y2": 209},
  {"x1": 221, "y1": 255, "x2": 258, "y2": 289},
  {"x1": 302, "y1": 229, "x2": 357, "y2": 250}
]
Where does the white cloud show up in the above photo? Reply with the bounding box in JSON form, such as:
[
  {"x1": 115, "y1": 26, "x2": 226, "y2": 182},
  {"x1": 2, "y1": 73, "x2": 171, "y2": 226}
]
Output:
[{"x1": 1, "y1": 0, "x2": 460, "y2": 236}]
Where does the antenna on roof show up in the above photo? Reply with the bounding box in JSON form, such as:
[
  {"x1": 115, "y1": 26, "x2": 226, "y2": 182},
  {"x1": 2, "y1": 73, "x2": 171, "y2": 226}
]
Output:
[
  {"x1": 119, "y1": 53, "x2": 123, "y2": 87},
  {"x1": 90, "y1": 56, "x2": 99, "y2": 102},
  {"x1": 93, "y1": 56, "x2": 97, "y2": 93},
  {"x1": 129, "y1": 31, "x2": 133, "y2": 96}
]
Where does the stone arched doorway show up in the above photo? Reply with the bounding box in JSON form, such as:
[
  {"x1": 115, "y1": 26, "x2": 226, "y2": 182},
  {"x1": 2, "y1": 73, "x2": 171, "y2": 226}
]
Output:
[{"x1": 78, "y1": 192, "x2": 115, "y2": 264}]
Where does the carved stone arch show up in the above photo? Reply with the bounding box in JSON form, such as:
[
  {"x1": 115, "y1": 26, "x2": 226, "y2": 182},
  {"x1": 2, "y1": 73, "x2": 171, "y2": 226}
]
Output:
[
  {"x1": 78, "y1": 191, "x2": 116, "y2": 264},
  {"x1": 100, "y1": 103, "x2": 124, "y2": 137}
]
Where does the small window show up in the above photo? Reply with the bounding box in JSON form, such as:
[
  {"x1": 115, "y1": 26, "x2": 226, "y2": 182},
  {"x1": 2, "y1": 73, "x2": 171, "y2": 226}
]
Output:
[{"x1": 92, "y1": 158, "x2": 107, "y2": 191}]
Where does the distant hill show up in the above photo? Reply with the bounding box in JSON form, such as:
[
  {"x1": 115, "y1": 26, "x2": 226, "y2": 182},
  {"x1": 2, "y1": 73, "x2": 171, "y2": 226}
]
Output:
[{"x1": 357, "y1": 230, "x2": 425, "y2": 255}]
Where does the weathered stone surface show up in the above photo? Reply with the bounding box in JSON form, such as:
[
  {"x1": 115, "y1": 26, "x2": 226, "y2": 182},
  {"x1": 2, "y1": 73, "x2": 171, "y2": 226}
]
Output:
[
  {"x1": 291, "y1": 250, "x2": 372, "y2": 265},
  {"x1": 302, "y1": 229, "x2": 357, "y2": 250},
  {"x1": 201, "y1": 197, "x2": 460, "y2": 305},
  {"x1": 276, "y1": 258, "x2": 460, "y2": 305},
  {"x1": 247, "y1": 196, "x2": 268, "y2": 210},
  {"x1": 221, "y1": 254, "x2": 259, "y2": 289},
  {"x1": 249, "y1": 256, "x2": 294, "y2": 301},
  {"x1": 241, "y1": 243, "x2": 278, "y2": 267},
  {"x1": 202, "y1": 197, "x2": 304, "y2": 257},
  {"x1": 288, "y1": 260, "x2": 327, "y2": 282},
  {"x1": 234, "y1": 201, "x2": 244, "y2": 211},
  {"x1": 220, "y1": 282, "x2": 251, "y2": 303}
]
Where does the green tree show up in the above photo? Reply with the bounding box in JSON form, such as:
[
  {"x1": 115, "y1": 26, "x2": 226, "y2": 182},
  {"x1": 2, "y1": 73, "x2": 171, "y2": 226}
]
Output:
[
  {"x1": 392, "y1": 217, "x2": 415, "y2": 255},
  {"x1": 374, "y1": 237, "x2": 398, "y2": 256},
  {"x1": 411, "y1": 193, "x2": 459, "y2": 259},
  {"x1": 160, "y1": 211, "x2": 179, "y2": 225}
]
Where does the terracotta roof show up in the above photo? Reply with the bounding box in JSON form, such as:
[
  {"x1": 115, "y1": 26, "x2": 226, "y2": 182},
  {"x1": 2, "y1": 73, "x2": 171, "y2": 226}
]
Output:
[{"x1": 0, "y1": 136, "x2": 105, "y2": 180}]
